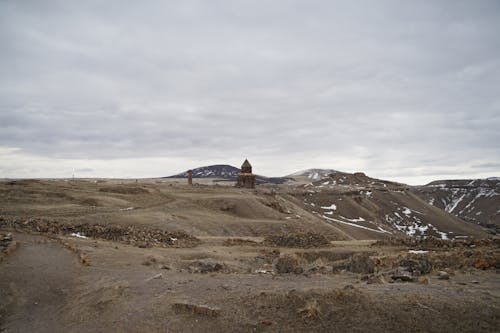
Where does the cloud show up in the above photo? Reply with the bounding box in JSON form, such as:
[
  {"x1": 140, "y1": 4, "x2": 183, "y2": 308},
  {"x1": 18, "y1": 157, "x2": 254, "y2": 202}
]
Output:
[
  {"x1": 1, "y1": 1, "x2": 499, "y2": 184},
  {"x1": 471, "y1": 163, "x2": 500, "y2": 169}
]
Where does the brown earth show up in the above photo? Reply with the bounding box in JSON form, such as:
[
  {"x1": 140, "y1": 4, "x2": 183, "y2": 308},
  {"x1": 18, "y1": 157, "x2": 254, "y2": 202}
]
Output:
[
  {"x1": 0, "y1": 179, "x2": 499, "y2": 332},
  {"x1": 0, "y1": 231, "x2": 498, "y2": 332},
  {"x1": 0, "y1": 179, "x2": 347, "y2": 239}
]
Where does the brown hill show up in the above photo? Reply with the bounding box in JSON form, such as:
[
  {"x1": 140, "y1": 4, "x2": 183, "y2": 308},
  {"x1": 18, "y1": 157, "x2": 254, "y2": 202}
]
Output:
[{"x1": 287, "y1": 171, "x2": 488, "y2": 240}]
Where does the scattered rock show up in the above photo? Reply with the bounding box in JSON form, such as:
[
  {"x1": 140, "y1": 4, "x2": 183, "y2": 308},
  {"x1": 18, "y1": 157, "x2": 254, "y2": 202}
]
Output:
[
  {"x1": 0, "y1": 232, "x2": 17, "y2": 261},
  {"x1": 437, "y1": 271, "x2": 450, "y2": 280},
  {"x1": 275, "y1": 255, "x2": 300, "y2": 274},
  {"x1": 264, "y1": 233, "x2": 331, "y2": 248},
  {"x1": 172, "y1": 302, "x2": 221, "y2": 317},
  {"x1": 347, "y1": 253, "x2": 375, "y2": 274},
  {"x1": 391, "y1": 268, "x2": 416, "y2": 282},
  {"x1": 373, "y1": 237, "x2": 498, "y2": 250},
  {"x1": 474, "y1": 260, "x2": 494, "y2": 270},
  {"x1": 305, "y1": 265, "x2": 330, "y2": 274},
  {"x1": 0, "y1": 232, "x2": 13, "y2": 251},
  {"x1": 418, "y1": 277, "x2": 429, "y2": 284},
  {"x1": 255, "y1": 263, "x2": 274, "y2": 274},
  {"x1": 188, "y1": 262, "x2": 225, "y2": 274},
  {"x1": 146, "y1": 273, "x2": 163, "y2": 281},
  {"x1": 363, "y1": 274, "x2": 385, "y2": 284},
  {"x1": 397, "y1": 257, "x2": 432, "y2": 275}
]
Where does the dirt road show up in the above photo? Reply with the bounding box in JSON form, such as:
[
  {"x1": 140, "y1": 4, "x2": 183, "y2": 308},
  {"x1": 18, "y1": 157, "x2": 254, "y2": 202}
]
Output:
[{"x1": 0, "y1": 234, "x2": 82, "y2": 332}]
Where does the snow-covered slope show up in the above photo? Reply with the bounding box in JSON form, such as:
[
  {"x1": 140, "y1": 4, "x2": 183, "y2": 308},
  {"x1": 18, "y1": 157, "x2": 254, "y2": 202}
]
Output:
[
  {"x1": 413, "y1": 178, "x2": 500, "y2": 234},
  {"x1": 287, "y1": 169, "x2": 338, "y2": 181},
  {"x1": 290, "y1": 171, "x2": 488, "y2": 240}
]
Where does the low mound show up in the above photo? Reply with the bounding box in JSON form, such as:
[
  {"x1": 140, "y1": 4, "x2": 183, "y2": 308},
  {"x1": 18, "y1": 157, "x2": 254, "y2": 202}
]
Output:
[{"x1": 195, "y1": 197, "x2": 285, "y2": 220}]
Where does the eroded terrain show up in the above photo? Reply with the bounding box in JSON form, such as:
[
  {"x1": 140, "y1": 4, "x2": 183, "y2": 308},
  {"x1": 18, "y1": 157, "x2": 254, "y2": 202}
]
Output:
[{"x1": 0, "y1": 179, "x2": 499, "y2": 332}]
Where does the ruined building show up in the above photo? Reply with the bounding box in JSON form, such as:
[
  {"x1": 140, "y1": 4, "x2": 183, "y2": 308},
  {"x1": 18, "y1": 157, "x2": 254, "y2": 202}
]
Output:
[{"x1": 236, "y1": 159, "x2": 256, "y2": 189}]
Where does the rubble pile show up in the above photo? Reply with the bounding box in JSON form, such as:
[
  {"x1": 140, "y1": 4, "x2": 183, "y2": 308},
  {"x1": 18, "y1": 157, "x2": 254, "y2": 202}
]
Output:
[
  {"x1": 347, "y1": 253, "x2": 375, "y2": 274},
  {"x1": 431, "y1": 249, "x2": 500, "y2": 270},
  {"x1": 0, "y1": 232, "x2": 13, "y2": 253},
  {"x1": 0, "y1": 216, "x2": 199, "y2": 248},
  {"x1": 391, "y1": 256, "x2": 433, "y2": 282},
  {"x1": 377, "y1": 249, "x2": 500, "y2": 282},
  {"x1": 372, "y1": 237, "x2": 499, "y2": 249},
  {"x1": 0, "y1": 232, "x2": 16, "y2": 261},
  {"x1": 188, "y1": 262, "x2": 225, "y2": 273},
  {"x1": 264, "y1": 232, "x2": 331, "y2": 248},
  {"x1": 275, "y1": 255, "x2": 302, "y2": 274}
]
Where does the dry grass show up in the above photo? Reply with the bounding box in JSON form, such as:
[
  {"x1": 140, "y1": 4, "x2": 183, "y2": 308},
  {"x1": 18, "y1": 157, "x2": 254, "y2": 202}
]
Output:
[{"x1": 298, "y1": 299, "x2": 322, "y2": 319}]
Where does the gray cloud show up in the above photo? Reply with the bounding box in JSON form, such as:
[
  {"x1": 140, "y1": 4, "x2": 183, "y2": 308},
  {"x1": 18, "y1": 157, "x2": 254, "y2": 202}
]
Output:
[{"x1": 1, "y1": 0, "x2": 499, "y2": 184}]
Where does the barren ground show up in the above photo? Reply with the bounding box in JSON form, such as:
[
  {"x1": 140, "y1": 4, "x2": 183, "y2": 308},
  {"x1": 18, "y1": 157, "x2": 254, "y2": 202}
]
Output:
[{"x1": 0, "y1": 179, "x2": 499, "y2": 332}]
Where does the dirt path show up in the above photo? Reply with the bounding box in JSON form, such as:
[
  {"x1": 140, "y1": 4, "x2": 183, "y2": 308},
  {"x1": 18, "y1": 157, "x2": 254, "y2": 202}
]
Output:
[{"x1": 0, "y1": 234, "x2": 82, "y2": 332}]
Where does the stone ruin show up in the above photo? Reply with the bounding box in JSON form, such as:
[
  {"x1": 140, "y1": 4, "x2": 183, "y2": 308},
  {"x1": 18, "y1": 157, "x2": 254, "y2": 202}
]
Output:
[{"x1": 236, "y1": 159, "x2": 256, "y2": 189}]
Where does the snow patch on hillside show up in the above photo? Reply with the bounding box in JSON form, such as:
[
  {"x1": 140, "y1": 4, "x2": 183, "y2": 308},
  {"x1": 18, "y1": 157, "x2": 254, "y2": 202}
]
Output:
[
  {"x1": 445, "y1": 192, "x2": 466, "y2": 213},
  {"x1": 339, "y1": 216, "x2": 365, "y2": 222},
  {"x1": 289, "y1": 168, "x2": 337, "y2": 179},
  {"x1": 322, "y1": 215, "x2": 391, "y2": 234}
]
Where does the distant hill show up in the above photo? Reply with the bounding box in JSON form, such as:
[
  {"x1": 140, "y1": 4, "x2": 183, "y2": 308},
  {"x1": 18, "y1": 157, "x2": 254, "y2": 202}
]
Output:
[
  {"x1": 412, "y1": 178, "x2": 500, "y2": 234},
  {"x1": 166, "y1": 164, "x2": 291, "y2": 185},
  {"x1": 287, "y1": 168, "x2": 338, "y2": 180},
  {"x1": 166, "y1": 164, "x2": 497, "y2": 237},
  {"x1": 167, "y1": 165, "x2": 240, "y2": 179},
  {"x1": 290, "y1": 170, "x2": 488, "y2": 240}
]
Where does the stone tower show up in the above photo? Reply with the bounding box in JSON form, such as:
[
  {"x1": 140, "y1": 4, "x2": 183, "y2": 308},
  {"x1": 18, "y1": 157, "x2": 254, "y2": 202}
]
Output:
[
  {"x1": 187, "y1": 170, "x2": 193, "y2": 185},
  {"x1": 236, "y1": 159, "x2": 256, "y2": 188}
]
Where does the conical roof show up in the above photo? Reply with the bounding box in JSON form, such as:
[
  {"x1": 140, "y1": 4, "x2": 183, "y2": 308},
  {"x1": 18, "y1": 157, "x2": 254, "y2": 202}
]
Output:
[{"x1": 241, "y1": 159, "x2": 252, "y2": 168}]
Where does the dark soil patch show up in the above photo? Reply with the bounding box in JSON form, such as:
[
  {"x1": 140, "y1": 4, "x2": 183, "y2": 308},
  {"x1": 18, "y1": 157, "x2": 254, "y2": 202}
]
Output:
[{"x1": 264, "y1": 233, "x2": 331, "y2": 248}]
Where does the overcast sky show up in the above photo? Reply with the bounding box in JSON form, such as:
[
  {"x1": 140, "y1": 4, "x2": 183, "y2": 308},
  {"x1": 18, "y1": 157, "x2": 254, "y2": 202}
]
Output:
[{"x1": 1, "y1": 0, "x2": 499, "y2": 184}]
